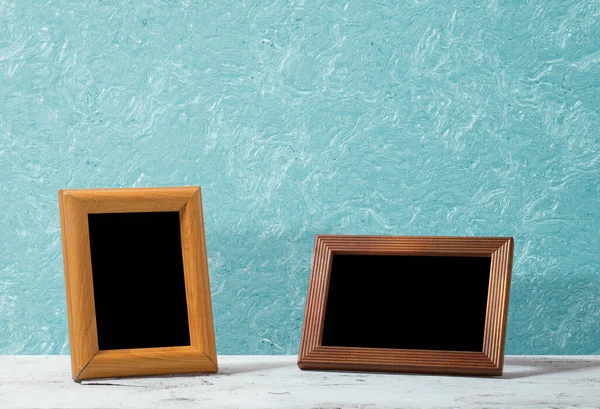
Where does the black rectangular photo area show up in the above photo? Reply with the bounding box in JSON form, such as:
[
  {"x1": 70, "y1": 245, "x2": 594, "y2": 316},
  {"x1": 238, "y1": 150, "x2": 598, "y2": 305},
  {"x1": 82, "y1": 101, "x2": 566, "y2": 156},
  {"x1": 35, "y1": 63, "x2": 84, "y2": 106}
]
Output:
[
  {"x1": 322, "y1": 254, "x2": 492, "y2": 352},
  {"x1": 88, "y1": 211, "x2": 191, "y2": 351}
]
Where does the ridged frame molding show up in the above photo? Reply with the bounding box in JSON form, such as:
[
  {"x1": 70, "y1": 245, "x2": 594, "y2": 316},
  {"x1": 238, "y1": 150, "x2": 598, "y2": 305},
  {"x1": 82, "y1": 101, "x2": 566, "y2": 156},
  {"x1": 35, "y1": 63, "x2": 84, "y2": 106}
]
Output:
[{"x1": 298, "y1": 235, "x2": 514, "y2": 376}]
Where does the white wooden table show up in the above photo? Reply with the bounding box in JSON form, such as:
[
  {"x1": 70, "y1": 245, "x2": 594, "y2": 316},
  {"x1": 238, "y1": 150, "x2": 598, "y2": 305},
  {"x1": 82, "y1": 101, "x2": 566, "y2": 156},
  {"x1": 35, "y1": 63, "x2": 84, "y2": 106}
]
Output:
[{"x1": 1, "y1": 355, "x2": 599, "y2": 408}]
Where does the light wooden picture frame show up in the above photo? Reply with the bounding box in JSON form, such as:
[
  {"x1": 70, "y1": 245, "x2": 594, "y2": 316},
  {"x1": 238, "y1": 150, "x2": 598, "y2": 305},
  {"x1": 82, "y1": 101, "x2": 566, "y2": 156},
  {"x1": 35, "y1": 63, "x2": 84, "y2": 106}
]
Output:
[
  {"x1": 58, "y1": 186, "x2": 217, "y2": 381},
  {"x1": 298, "y1": 235, "x2": 514, "y2": 376}
]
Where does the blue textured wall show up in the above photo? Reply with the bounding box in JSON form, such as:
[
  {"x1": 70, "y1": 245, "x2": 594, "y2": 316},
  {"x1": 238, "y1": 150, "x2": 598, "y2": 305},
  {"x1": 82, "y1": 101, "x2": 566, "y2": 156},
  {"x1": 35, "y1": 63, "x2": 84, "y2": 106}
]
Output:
[{"x1": 1, "y1": 0, "x2": 599, "y2": 355}]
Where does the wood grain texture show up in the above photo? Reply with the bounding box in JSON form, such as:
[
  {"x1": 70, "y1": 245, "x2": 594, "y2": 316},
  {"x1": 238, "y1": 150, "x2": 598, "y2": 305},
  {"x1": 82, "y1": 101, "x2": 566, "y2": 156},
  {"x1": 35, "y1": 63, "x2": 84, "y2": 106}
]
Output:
[
  {"x1": 298, "y1": 235, "x2": 514, "y2": 376},
  {"x1": 58, "y1": 192, "x2": 99, "y2": 378},
  {"x1": 58, "y1": 186, "x2": 217, "y2": 381},
  {"x1": 180, "y1": 188, "x2": 218, "y2": 367},
  {"x1": 77, "y1": 346, "x2": 217, "y2": 381},
  {"x1": 63, "y1": 186, "x2": 198, "y2": 214}
]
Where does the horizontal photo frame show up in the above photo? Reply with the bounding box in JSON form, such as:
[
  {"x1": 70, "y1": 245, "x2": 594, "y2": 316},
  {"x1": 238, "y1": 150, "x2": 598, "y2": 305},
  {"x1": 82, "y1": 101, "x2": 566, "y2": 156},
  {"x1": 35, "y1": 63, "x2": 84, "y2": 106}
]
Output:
[{"x1": 298, "y1": 235, "x2": 514, "y2": 376}]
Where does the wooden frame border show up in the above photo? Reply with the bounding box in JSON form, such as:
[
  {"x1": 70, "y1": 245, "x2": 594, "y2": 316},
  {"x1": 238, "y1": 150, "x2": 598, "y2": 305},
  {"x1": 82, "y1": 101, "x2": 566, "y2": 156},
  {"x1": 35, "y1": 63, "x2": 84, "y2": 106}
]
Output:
[
  {"x1": 298, "y1": 235, "x2": 514, "y2": 376},
  {"x1": 58, "y1": 186, "x2": 217, "y2": 381}
]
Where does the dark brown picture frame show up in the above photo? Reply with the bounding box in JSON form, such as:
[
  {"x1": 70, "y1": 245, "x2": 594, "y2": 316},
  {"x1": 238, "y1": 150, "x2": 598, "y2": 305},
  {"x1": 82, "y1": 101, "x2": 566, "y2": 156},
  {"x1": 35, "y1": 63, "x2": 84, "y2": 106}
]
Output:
[{"x1": 298, "y1": 235, "x2": 514, "y2": 376}]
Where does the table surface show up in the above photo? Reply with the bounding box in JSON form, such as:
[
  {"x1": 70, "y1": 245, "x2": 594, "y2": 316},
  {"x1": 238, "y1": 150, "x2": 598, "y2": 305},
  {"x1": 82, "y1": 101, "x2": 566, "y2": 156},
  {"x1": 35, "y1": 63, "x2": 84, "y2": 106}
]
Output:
[{"x1": 0, "y1": 355, "x2": 599, "y2": 409}]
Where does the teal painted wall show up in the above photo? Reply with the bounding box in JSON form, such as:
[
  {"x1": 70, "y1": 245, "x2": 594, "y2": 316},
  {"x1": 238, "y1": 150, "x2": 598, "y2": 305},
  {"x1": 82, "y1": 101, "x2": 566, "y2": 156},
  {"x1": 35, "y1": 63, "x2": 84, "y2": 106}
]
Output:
[{"x1": 0, "y1": 0, "x2": 599, "y2": 355}]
